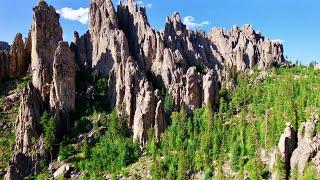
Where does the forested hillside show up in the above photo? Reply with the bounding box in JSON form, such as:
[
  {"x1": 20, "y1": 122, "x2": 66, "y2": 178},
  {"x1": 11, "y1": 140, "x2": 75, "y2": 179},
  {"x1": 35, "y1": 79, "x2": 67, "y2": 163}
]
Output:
[
  {"x1": 29, "y1": 66, "x2": 319, "y2": 179},
  {"x1": 1, "y1": 0, "x2": 319, "y2": 179}
]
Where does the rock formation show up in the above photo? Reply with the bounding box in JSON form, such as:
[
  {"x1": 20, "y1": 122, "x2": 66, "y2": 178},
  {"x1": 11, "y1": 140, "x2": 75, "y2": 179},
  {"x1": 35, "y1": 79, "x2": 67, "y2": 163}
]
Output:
[
  {"x1": 8, "y1": 33, "x2": 25, "y2": 78},
  {"x1": 208, "y1": 24, "x2": 284, "y2": 71},
  {"x1": 0, "y1": 51, "x2": 9, "y2": 81},
  {"x1": 290, "y1": 120, "x2": 320, "y2": 175},
  {"x1": 31, "y1": 0, "x2": 63, "y2": 99},
  {"x1": 49, "y1": 41, "x2": 76, "y2": 134},
  {"x1": 5, "y1": 82, "x2": 44, "y2": 180},
  {"x1": 0, "y1": 33, "x2": 31, "y2": 82},
  {"x1": 5, "y1": 2, "x2": 70, "y2": 179},
  {"x1": 278, "y1": 123, "x2": 297, "y2": 174},
  {"x1": 88, "y1": 0, "x2": 159, "y2": 144},
  {"x1": 269, "y1": 118, "x2": 320, "y2": 179},
  {"x1": 0, "y1": 41, "x2": 10, "y2": 52},
  {"x1": 78, "y1": 0, "x2": 285, "y2": 145},
  {"x1": 70, "y1": 31, "x2": 92, "y2": 69},
  {"x1": 0, "y1": 0, "x2": 288, "y2": 178},
  {"x1": 269, "y1": 123, "x2": 297, "y2": 179}
]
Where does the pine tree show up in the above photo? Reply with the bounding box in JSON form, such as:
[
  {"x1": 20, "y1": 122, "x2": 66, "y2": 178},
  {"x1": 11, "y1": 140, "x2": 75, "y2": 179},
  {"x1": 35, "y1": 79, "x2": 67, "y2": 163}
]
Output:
[{"x1": 40, "y1": 111, "x2": 56, "y2": 161}]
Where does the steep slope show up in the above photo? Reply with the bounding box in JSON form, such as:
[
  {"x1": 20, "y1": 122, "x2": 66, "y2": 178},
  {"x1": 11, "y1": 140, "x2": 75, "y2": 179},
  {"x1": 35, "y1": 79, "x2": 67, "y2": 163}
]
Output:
[
  {"x1": 4, "y1": 1, "x2": 75, "y2": 179},
  {"x1": 0, "y1": 0, "x2": 288, "y2": 179},
  {"x1": 72, "y1": 0, "x2": 285, "y2": 145}
]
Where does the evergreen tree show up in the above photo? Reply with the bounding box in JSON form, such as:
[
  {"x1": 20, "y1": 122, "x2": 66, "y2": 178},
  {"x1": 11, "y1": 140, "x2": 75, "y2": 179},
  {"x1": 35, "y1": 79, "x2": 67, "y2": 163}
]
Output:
[{"x1": 40, "y1": 111, "x2": 56, "y2": 161}]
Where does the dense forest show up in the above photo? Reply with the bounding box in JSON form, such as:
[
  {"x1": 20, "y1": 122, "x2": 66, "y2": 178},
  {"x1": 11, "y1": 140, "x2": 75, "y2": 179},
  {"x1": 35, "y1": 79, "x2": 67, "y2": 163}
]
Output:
[{"x1": 0, "y1": 65, "x2": 313, "y2": 179}]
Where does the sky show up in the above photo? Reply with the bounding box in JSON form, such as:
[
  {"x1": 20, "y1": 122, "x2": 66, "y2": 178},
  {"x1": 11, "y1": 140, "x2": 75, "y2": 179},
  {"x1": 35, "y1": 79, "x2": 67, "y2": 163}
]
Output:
[{"x1": 0, "y1": 0, "x2": 319, "y2": 64}]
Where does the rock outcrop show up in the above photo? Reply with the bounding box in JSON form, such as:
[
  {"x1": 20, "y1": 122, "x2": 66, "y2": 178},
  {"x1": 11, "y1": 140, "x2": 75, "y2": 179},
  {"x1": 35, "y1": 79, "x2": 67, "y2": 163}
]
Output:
[
  {"x1": 88, "y1": 0, "x2": 161, "y2": 145},
  {"x1": 81, "y1": 0, "x2": 285, "y2": 145},
  {"x1": 2, "y1": 0, "x2": 288, "y2": 178},
  {"x1": 5, "y1": 82, "x2": 44, "y2": 180},
  {"x1": 70, "y1": 31, "x2": 92, "y2": 69},
  {"x1": 49, "y1": 41, "x2": 76, "y2": 134},
  {"x1": 5, "y1": 2, "x2": 68, "y2": 179},
  {"x1": 118, "y1": 0, "x2": 157, "y2": 69},
  {"x1": 290, "y1": 120, "x2": 320, "y2": 175},
  {"x1": 154, "y1": 90, "x2": 164, "y2": 142},
  {"x1": 278, "y1": 123, "x2": 297, "y2": 173},
  {"x1": 0, "y1": 51, "x2": 9, "y2": 81},
  {"x1": 0, "y1": 41, "x2": 10, "y2": 52},
  {"x1": 8, "y1": 33, "x2": 26, "y2": 78},
  {"x1": 208, "y1": 24, "x2": 284, "y2": 71},
  {"x1": 0, "y1": 33, "x2": 31, "y2": 82},
  {"x1": 269, "y1": 123, "x2": 297, "y2": 179},
  {"x1": 269, "y1": 118, "x2": 320, "y2": 179},
  {"x1": 31, "y1": 0, "x2": 63, "y2": 99}
]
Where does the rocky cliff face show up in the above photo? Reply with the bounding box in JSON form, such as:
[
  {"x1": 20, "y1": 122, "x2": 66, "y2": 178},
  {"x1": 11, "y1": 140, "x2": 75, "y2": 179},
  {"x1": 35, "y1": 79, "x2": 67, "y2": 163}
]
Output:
[
  {"x1": 8, "y1": 34, "x2": 26, "y2": 78},
  {"x1": 50, "y1": 41, "x2": 76, "y2": 134},
  {"x1": 5, "y1": 82, "x2": 44, "y2": 180},
  {"x1": 31, "y1": 0, "x2": 63, "y2": 99},
  {"x1": 79, "y1": 0, "x2": 284, "y2": 145},
  {"x1": 5, "y1": 2, "x2": 74, "y2": 179},
  {"x1": 269, "y1": 116, "x2": 320, "y2": 179},
  {"x1": 2, "y1": 0, "x2": 286, "y2": 178},
  {"x1": 208, "y1": 25, "x2": 284, "y2": 71},
  {"x1": 0, "y1": 51, "x2": 9, "y2": 81},
  {"x1": 290, "y1": 120, "x2": 320, "y2": 176},
  {"x1": 0, "y1": 41, "x2": 10, "y2": 52},
  {"x1": 0, "y1": 33, "x2": 30, "y2": 83}
]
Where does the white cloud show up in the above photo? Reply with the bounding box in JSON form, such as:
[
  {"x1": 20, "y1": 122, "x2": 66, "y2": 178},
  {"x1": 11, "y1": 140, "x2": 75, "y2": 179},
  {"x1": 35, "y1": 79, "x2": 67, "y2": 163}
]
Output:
[
  {"x1": 136, "y1": 1, "x2": 152, "y2": 8},
  {"x1": 271, "y1": 39, "x2": 285, "y2": 44},
  {"x1": 57, "y1": 7, "x2": 89, "y2": 24},
  {"x1": 182, "y1": 16, "x2": 210, "y2": 29}
]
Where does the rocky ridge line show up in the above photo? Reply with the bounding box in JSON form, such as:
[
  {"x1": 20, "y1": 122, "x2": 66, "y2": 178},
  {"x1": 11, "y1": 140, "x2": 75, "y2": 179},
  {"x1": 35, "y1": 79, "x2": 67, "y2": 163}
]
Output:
[
  {"x1": 2, "y1": 0, "x2": 286, "y2": 179},
  {"x1": 72, "y1": 0, "x2": 285, "y2": 145}
]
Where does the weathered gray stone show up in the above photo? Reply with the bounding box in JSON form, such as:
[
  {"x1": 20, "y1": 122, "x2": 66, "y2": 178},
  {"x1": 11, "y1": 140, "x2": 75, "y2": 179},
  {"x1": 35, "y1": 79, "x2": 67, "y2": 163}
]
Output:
[
  {"x1": 49, "y1": 41, "x2": 76, "y2": 133},
  {"x1": 5, "y1": 82, "x2": 45, "y2": 180},
  {"x1": 31, "y1": 0, "x2": 63, "y2": 99}
]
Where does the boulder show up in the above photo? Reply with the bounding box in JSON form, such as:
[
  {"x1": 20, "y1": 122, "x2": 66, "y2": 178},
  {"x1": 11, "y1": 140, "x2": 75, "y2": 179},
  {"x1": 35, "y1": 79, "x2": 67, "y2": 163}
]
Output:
[{"x1": 53, "y1": 164, "x2": 71, "y2": 178}]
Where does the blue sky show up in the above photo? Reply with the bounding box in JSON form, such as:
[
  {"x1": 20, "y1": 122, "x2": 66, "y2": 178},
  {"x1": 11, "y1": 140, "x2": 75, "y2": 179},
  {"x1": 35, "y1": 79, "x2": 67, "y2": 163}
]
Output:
[{"x1": 0, "y1": 0, "x2": 319, "y2": 64}]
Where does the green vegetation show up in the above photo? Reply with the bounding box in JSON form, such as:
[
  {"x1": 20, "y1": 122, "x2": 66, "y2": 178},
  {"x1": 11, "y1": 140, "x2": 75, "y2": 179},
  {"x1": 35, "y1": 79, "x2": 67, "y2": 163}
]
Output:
[
  {"x1": 94, "y1": 77, "x2": 108, "y2": 95},
  {"x1": 40, "y1": 111, "x2": 56, "y2": 153},
  {"x1": 60, "y1": 110, "x2": 141, "y2": 178},
  {"x1": 16, "y1": 76, "x2": 31, "y2": 90},
  {"x1": 164, "y1": 92, "x2": 174, "y2": 114},
  {"x1": 78, "y1": 110, "x2": 141, "y2": 177},
  {"x1": 145, "y1": 66, "x2": 320, "y2": 179},
  {"x1": 3, "y1": 66, "x2": 320, "y2": 179},
  {"x1": 0, "y1": 77, "x2": 28, "y2": 175},
  {"x1": 301, "y1": 162, "x2": 318, "y2": 180},
  {"x1": 61, "y1": 66, "x2": 320, "y2": 179}
]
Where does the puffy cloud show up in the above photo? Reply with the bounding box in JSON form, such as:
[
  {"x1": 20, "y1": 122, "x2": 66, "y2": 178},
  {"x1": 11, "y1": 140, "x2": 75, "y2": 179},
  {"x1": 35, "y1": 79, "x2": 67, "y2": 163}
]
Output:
[
  {"x1": 136, "y1": 1, "x2": 153, "y2": 8},
  {"x1": 182, "y1": 16, "x2": 210, "y2": 29},
  {"x1": 271, "y1": 39, "x2": 285, "y2": 44},
  {"x1": 57, "y1": 7, "x2": 89, "y2": 24}
]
